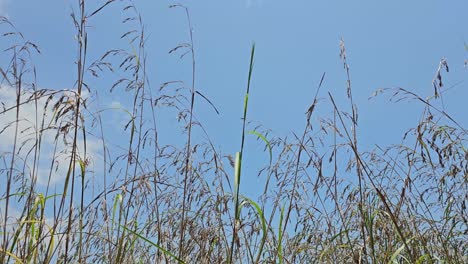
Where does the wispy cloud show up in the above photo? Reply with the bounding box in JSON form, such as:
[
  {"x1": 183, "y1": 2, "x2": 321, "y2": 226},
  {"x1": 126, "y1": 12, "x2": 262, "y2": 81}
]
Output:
[
  {"x1": 0, "y1": 85, "x2": 101, "y2": 186},
  {"x1": 246, "y1": 0, "x2": 265, "y2": 8}
]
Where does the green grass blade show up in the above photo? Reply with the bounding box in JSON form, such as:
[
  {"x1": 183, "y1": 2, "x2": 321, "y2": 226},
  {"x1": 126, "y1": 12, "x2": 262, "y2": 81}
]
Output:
[
  {"x1": 120, "y1": 225, "x2": 186, "y2": 264},
  {"x1": 278, "y1": 204, "x2": 285, "y2": 264},
  {"x1": 238, "y1": 196, "x2": 268, "y2": 264},
  {"x1": 229, "y1": 43, "x2": 256, "y2": 264},
  {"x1": 248, "y1": 130, "x2": 272, "y2": 166}
]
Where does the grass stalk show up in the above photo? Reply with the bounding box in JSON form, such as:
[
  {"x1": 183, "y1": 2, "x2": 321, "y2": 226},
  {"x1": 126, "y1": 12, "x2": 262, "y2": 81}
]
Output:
[{"x1": 228, "y1": 43, "x2": 256, "y2": 264}]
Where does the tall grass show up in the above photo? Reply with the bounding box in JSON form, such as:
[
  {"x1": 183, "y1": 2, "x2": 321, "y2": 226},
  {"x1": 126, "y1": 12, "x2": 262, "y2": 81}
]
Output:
[{"x1": 0, "y1": 1, "x2": 466, "y2": 263}]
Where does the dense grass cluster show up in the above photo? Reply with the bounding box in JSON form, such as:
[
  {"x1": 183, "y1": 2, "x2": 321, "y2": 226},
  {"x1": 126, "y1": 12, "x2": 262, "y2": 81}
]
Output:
[{"x1": 0, "y1": 1, "x2": 466, "y2": 263}]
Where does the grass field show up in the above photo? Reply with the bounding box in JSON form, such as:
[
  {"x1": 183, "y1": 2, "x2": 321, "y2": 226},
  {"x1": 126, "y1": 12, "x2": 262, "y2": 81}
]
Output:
[{"x1": 0, "y1": 1, "x2": 466, "y2": 263}]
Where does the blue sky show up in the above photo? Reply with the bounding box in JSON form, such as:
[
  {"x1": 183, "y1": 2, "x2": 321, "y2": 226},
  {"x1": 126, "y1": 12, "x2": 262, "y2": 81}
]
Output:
[{"x1": 1, "y1": 0, "x2": 467, "y2": 196}]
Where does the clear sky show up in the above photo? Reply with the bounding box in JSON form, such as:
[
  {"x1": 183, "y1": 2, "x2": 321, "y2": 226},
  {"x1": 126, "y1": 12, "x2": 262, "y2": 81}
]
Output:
[{"x1": 1, "y1": 0, "x2": 467, "y2": 195}]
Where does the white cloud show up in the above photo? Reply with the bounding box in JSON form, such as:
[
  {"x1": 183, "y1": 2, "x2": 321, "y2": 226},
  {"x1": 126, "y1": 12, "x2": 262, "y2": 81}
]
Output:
[
  {"x1": 0, "y1": 85, "x2": 102, "y2": 186},
  {"x1": 0, "y1": 85, "x2": 48, "y2": 146}
]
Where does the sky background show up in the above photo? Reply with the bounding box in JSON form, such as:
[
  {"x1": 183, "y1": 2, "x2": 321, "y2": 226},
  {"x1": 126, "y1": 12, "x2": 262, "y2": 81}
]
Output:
[{"x1": 1, "y1": 0, "x2": 467, "y2": 197}]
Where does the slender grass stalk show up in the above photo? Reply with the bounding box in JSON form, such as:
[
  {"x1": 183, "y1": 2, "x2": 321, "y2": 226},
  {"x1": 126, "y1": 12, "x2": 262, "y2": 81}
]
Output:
[
  {"x1": 64, "y1": 2, "x2": 87, "y2": 262},
  {"x1": 228, "y1": 43, "x2": 255, "y2": 264},
  {"x1": 278, "y1": 204, "x2": 285, "y2": 264},
  {"x1": 339, "y1": 38, "x2": 369, "y2": 262},
  {"x1": 115, "y1": 4, "x2": 147, "y2": 262},
  {"x1": 177, "y1": 5, "x2": 196, "y2": 260},
  {"x1": 328, "y1": 92, "x2": 416, "y2": 263},
  {"x1": 2, "y1": 47, "x2": 21, "y2": 264},
  {"x1": 280, "y1": 72, "x2": 325, "y2": 258}
]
